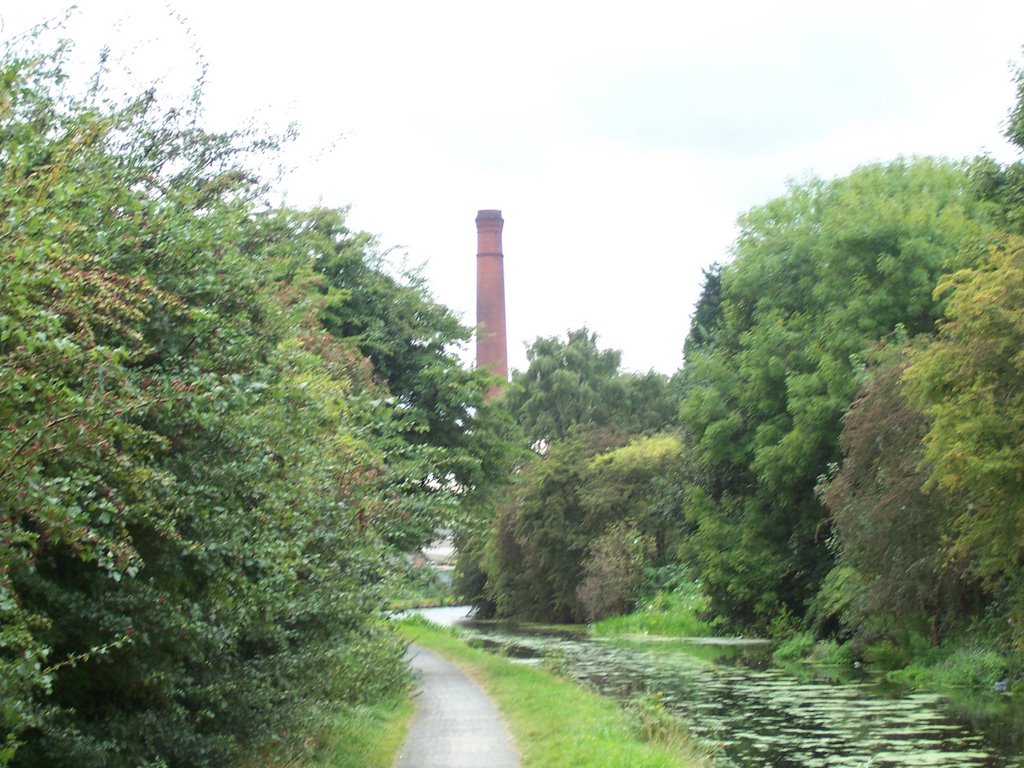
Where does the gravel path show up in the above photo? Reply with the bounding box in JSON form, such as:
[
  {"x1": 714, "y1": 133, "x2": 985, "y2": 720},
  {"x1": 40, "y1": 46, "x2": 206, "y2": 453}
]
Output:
[{"x1": 394, "y1": 644, "x2": 520, "y2": 768}]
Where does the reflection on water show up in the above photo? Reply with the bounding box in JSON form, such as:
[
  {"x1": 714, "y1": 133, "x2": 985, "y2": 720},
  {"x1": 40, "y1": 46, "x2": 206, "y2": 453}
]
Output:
[{"x1": 414, "y1": 607, "x2": 1024, "y2": 768}]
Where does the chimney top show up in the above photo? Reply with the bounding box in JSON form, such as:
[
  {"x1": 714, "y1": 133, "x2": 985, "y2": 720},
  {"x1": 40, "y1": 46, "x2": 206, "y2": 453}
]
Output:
[{"x1": 476, "y1": 209, "x2": 502, "y2": 220}]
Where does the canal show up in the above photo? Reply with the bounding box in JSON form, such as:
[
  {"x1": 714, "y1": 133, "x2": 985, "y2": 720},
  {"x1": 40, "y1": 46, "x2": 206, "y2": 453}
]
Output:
[{"x1": 416, "y1": 606, "x2": 1024, "y2": 767}]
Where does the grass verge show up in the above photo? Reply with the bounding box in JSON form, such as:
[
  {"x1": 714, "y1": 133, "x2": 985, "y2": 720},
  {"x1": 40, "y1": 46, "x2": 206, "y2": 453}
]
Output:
[
  {"x1": 303, "y1": 697, "x2": 414, "y2": 768},
  {"x1": 252, "y1": 694, "x2": 413, "y2": 768},
  {"x1": 398, "y1": 617, "x2": 712, "y2": 768},
  {"x1": 591, "y1": 581, "x2": 708, "y2": 638}
]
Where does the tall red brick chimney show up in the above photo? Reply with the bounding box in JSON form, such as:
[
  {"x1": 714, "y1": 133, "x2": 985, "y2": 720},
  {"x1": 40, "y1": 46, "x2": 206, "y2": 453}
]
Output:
[{"x1": 476, "y1": 209, "x2": 508, "y2": 398}]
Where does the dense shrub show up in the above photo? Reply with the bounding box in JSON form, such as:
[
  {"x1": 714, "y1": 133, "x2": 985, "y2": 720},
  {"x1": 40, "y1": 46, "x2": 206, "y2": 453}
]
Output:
[
  {"x1": 0, "y1": 33, "x2": 490, "y2": 766},
  {"x1": 577, "y1": 524, "x2": 651, "y2": 622}
]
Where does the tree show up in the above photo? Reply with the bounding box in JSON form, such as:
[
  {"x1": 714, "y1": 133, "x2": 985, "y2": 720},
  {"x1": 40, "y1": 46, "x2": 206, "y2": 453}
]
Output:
[
  {"x1": 463, "y1": 328, "x2": 681, "y2": 621},
  {"x1": 1007, "y1": 55, "x2": 1024, "y2": 151},
  {"x1": 506, "y1": 328, "x2": 676, "y2": 447},
  {"x1": 683, "y1": 263, "x2": 724, "y2": 364},
  {"x1": 818, "y1": 344, "x2": 977, "y2": 643},
  {"x1": 904, "y1": 238, "x2": 1024, "y2": 601},
  {"x1": 969, "y1": 56, "x2": 1024, "y2": 239},
  {"x1": 677, "y1": 158, "x2": 996, "y2": 630},
  {"x1": 247, "y1": 207, "x2": 506, "y2": 550},
  {"x1": 0, "y1": 38, "x2": 423, "y2": 767},
  {"x1": 579, "y1": 433, "x2": 689, "y2": 563},
  {"x1": 481, "y1": 430, "x2": 628, "y2": 622},
  {"x1": 576, "y1": 522, "x2": 653, "y2": 622}
]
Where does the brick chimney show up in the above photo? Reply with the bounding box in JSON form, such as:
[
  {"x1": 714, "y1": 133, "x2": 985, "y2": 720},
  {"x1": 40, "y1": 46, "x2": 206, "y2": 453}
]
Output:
[{"x1": 476, "y1": 209, "x2": 508, "y2": 398}]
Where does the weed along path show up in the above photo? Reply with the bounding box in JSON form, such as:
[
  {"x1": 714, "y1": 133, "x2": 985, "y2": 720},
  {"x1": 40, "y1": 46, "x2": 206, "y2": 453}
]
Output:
[{"x1": 394, "y1": 644, "x2": 520, "y2": 768}]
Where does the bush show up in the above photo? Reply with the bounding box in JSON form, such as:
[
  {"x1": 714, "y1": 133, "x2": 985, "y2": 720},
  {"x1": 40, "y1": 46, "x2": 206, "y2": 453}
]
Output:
[
  {"x1": 0, "y1": 33, "x2": 456, "y2": 767},
  {"x1": 807, "y1": 639, "x2": 856, "y2": 668},
  {"x1": 591, "y1": 578, "x2": 709, "y2": 637},
  {"x1": 577, "y1": 524, "x2": 652, "y2": 622},
  {"x1": 624, "y1": 691, "x2": 692, "y2": 749},
  {"x1": 864, "y1": 639, "x2": 914, "y2": 672},
  {"x1": 772, "y1": 632, "x2": 816, "y2": 664},
  {"x1": 889, "y1": 646, "x2": 1011, "y2": 689}
]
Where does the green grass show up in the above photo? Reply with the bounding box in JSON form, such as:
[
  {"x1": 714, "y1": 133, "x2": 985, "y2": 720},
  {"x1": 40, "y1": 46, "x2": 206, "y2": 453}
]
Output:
[
  {"x1": 252, "y1": 694, "x2": 414, "y2": 768},
  {"x1": 592, "y1": 581, "x2": 708, "y2": 638},
  {"x1": 398, "y1": 616, "x2": 713, "y2": 768},
  {"x1": 887, "y1": 646, "x2": 1013, "y2": 690},
  {"x1": 304, "y1": 697, "x2": 414, "y2": 768},
  {"x1": 772, "y1": 631, "x2": 816, "y2": 664}
]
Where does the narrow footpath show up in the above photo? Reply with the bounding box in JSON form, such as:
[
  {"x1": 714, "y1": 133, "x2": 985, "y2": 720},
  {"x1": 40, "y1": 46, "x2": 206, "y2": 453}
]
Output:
[{"x1": 394, "y1": 644, "x2": 520, "y2": 768}]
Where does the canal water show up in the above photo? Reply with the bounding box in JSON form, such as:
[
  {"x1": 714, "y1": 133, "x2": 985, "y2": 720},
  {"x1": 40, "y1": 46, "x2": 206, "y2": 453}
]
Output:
[{"x1": 415, "y1": 606, "x2": 1024, "y2": 768}]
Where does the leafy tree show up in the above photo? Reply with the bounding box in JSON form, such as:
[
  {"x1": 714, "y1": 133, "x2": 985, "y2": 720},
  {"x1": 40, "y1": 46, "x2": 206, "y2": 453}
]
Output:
[
  {"x1": 0, "y1": 37, "x2": 443, "y2": 767},
  {"x1": 904, "y1": 238, "x2": 1024, "y2": 603},
  {"x1": 576, "y1": 522, "x2": 653, "y2": 622},
  {"x1": 506, "y1": 328, "x2": 676, "y2": 447},
  {"x1": 464, "y1": 328, "x2": 681, "y2": 621},
  {"x1": 818, "y1": 344, "x2": 978, "y2": 643},
  {"x1": 679, "y1": 488, "x2": 788, "y2": 631},
  {"x1": 481, "y1": 431, "x2": 628, "y2": 622},
  {"x1": 506, "y1": 329, "x2": 628, "y2": 445},
  {"x1": 970, "y1": 57, "x2": 1024, "y2": 237},
  {"x1": 683, "y1": 263, "x2": 724, "y2": 363},
  {"x1": 449, "y1": 397, "x2": 529, "y2": 618},
  {"x1": 246, "y1": 208, "x2": 505, "y2": 550},
  {"x1": 1007, "y1": 55, "x2": 1024, "y2": 151},
  {"x1": 579, "y1": 433, "x2": 689, "y2": 563},
  {"x1": 477, "y1": 432, "x2": 691, "y2": 622},
  {"x1": 678, "y1": 158, "x2": 996, "y2": 630}
]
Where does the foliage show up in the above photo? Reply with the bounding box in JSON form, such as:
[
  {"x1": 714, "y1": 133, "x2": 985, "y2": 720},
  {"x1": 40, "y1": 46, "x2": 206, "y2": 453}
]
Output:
[
  {"x1": 384, "y1": 556, "x2": 455, "y2": 611},
  {"x1": 772, "y1": 632, "x2": 816, "y2": 664},
  {"x1": 1007, "y1": 55, "x2": 1024, "y2": 151},
  {"x1": 251, "y1": 695, "x2": 414, "y2": 768},
  {"x1": 505, "y1": 328, "x2": 677, "y2": 447},
  {"x1": 677, "y1": 157, "x2": 996, "y2": 631},
  {"x1": 904, "y1": 238, "x2": 1024, "y2": 611},
  {"x1": 0, "y1": 34, "x2": 495, "y2": 767},
  {"x1": 887, "y1": 646, "x2": 1012, "y2": 690},
  {"x1": 678, "y1": 488, "x2": 789, "y2": 632},
  {"x1": 817, "y1": 344, "x2": 981, "y2": 642},
  {"x1": 449, "y1": 398, "x2": 528, "y2": 617},
  {"x1": 682, "y1": 263, "x2": 723, "y2": 364},
  {"x1": 302, "y1": 209, "x2": 499, "y2": 486},
  {"x1": 481, "y1": 434, "x2": 617, "y2": 622},
  {"x1": 251, "y1": 206, "x2": 511, "y2": 551},
  {"x1": 576, "y1": 523, "x2": 652, "y2": 622},
  {"x1": 462, "y1": 329, "x2": 681, "y2": 621},
  {"x1": 581, "y1": 433, "x2": 689, "y2": 563},
  {"x1": 805, "y1": 639, "x2": 856, "y2": 668},
  {"x1": 479, "y1": 430, "x2": 691, "y2": 622},
  {"x1": 591, "y1": 574, "x2": 708, "y2": 637},
  {"x1": 624, "y1": 689, "x2": 710, "y2": 761}
]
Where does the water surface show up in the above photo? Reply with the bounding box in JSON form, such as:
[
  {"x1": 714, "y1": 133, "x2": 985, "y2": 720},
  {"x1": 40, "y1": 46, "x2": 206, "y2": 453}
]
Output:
[{"x1": 416, "y1": 606, "x2": 1024, "y2": 768}]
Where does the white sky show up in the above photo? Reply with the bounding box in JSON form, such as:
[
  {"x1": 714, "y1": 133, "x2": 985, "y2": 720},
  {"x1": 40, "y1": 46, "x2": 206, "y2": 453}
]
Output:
[{"x1": 3, "y1": 1, "x2": 1024, "y2": 374}]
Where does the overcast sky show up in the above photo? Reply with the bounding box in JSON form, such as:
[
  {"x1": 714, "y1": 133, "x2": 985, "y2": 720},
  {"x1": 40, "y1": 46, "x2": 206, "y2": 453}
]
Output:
[{"x1": 4, "y1": 2, "x2": 1024, "y2": 374}]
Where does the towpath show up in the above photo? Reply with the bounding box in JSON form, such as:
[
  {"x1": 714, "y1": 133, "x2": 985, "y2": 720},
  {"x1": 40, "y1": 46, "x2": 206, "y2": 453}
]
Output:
[{"x1": 394, "y1": 643, "x2": 520, "y2": 768}]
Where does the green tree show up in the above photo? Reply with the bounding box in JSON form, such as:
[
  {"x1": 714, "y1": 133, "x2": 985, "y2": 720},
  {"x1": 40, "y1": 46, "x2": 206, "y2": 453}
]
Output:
[
  {"x1": 683, "y1": 263, "x2": 723, "y2": 363},
  {"x1": 464, "y1": 329, "x2": 680, "y2": 620},
  {"x1": 579, "y1": 433, "x2": 689, "y2": 563},
  {"x1": 506, "y1": 328, "x2": 676, "y2": 447},
  {"x1": 904, "y1": 238, "x2": 1024, "y2": 609},
  {"x1": 482, "y1": 431, "x2": 628, "y2": 622},
  {"x1": 969, "y1": 57, "x2": 1024, "y2": 236},
  {"x1": 678, "y1": 158, "x2": 996, "y2": 630},
  {"x1": 247, "y1": 207, "x2": 505, "y2": 550},
  {"x1": 0, "y1": 38, "x2": 416, "y2": 767},
  {"x1": 818, "y1": 344, "x2": 978, "y2": 644},
  {"x1": 1007, "y1": 55, "x2": 1024, "y2": 151}
]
